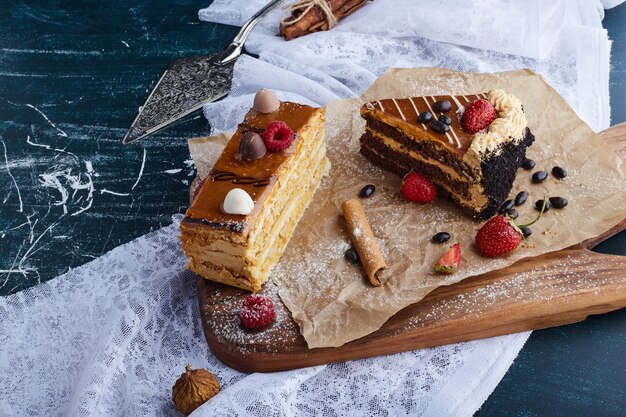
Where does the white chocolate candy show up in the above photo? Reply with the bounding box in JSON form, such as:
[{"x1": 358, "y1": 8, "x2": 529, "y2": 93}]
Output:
[
  {"x1": 253, "y1": 89, "x2": 280, "y2": 113},
  {"x1": 222, "y1": 188, "x2": 254, "y2": 215}
]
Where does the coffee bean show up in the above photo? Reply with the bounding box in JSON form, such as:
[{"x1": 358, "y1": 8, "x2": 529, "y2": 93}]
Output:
[
  {"x1": 417, "y1": 111, "x2": 433, "y2": 124},
  {"x1": 535, "y1": 199, "x2": 550, "y2": 212},
  {"x1": 433, "y1": 100, "x2": 452, "y2": 112},
  {"x1": 549, "y1": 196, "x2": 568, "y2": 208},
  {"x1": 430, "y1": 120, "x2": 450, "y2": 133},
  {"x1": 431, "y1": 232, "x2": 451, "y2": 243},
  {"x1": 532, "y1": 171, "x2": 548, "y2": 183},
  {"x1": 506, "y1": 208, "x2": 519, "y2": 220},
  {"x1": 522, "y1": 158, "x2": 536, "y2": 170},
  {"x1": 514, "y1": 191, "x2": 528, "y2": 206},
  {"x1": 345, "y1": 247, "x2": 360, "y2": 264},
  {"x1": 499, "y1": 199, "x2": 514, "y2": 213},
  {"x1": 552, "y1": 166, "x2": 567, "y2": 179},
  {"x1": 438, "y1": 114, "x2": 452, "y2": 125},
  {"x1": 359, "y1": 184, "x2": 376, "y2": 198},
  {"x1": 521, "y1": 226, "x2": 532, "y2": 238}
]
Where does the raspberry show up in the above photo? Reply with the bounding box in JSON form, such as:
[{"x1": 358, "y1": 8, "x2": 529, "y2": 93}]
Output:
[
  {"x1": 461, "y1": 99, "x2": 497, "y2": 133},
  {"x1": 263, "y1": 121, "x2": 295, "y2": 152},
  {"x1": 400, "y1": 172, "x2": 437, "y2": 203},
  {"x1": 239, "y1": 294, "x2": 276, "y2": 329}
]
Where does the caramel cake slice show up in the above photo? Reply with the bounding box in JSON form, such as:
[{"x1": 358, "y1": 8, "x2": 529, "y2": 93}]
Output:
[
  {"x1": 360, "y1": 90, "x2": 534, "y2": 219},
  {"x1": 180, "y1": 89, "x2": 329, "y2": 292}
]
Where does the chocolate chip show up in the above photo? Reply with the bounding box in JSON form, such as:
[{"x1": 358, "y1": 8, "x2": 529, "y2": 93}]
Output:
[
  {"x1": 239, "y1": 131, "x2": 267, "y2": 161},
  {"x1": 499, "y1": 199, "x2": 514, "y2": 213},
  {"x1": 522, "y1": 158, "x2": 536, "y2": 170},
  {"x1": 438, "y1": 114, "x2": 452, "y2": 125},
  {"x1": 431, "y1": 232, "x2": 450, "y2": 243},
  {"x1": 535, "y1": 199, "x2": 550, "y2": 212},
  {"x1": 433, "y1": 100, "x2": 452, "y2": 113},
  {"x1": 521, "y1": 226, "x2": 532, "y2": 238},
  {"x1": 417, "y1": 111, "x2": 433, "y2": 124},
  {"x1": 345, "y1": 247, "x2": 360, "y2": 264},
  {"x1": 552, "y1": 166, "x2": 567, "y2": 179},
  {"x1": 359, "y1": 184, "x2": 376, "y2": 198},
  {"x1": 514, "y1": 191, "x2": 528, "y2": 206},
  {"x1": 505, "y1": 208, "x2": 519, "y2": 220},
  {"x1": 532, "y1": 171, "x2": 548, "y2": 183},
  {"x1": 549, "y1": 196, "x2": 568, "y2": 208},
  {"x1": 430, "y1": 120, "x2": 450, "y2": 134}
]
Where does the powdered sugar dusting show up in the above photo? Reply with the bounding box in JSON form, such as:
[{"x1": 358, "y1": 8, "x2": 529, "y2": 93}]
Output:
[{"x1": 201, "y1": 280, "x2": 301, "y2": 352}]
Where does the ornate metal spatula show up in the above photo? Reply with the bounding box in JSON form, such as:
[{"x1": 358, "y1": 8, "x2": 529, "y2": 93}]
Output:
[{"x1": 122, "y1": 0, "x2": 284, "y2": 145}]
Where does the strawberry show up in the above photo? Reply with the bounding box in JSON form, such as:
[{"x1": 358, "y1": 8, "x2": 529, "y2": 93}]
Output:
[
  {"x1": 240, "y1": 294, "x2": 276, "y2": 329},
  {"x1": 263, "y1": 121, "x2": 295, "y2": 152},
  {"x1": 461, "y1": 99, "x2": 497, "y2": 133},
  {"x1": 476, "y1": 198, "x2": 547, "y2": 257},
  {"x1": 435, "y1": 242, "x2": 461, "y2": 274},
  {"x1": 401, "y1": 172, "x2": 436, "y2": 203},
  {"x1": 475, "y1": 215, "x2": 522, "y2": 257}
]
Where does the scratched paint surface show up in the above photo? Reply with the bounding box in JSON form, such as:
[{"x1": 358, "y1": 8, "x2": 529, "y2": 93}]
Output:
[{"x1": 0, "y1": 0, "x2": 237, "y2": 294}]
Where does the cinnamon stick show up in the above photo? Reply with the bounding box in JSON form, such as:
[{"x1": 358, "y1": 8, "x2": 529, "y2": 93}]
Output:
[
  {"x1": 280, "y1": 0, "x2": 369, "y2": 41},
  {"x1": 342, "y1": 198, "x2": 387, "y2": 286}
]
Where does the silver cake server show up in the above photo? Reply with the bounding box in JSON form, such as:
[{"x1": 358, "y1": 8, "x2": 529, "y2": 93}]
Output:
[{"x1": 122, "y1": 0, "x2": 284, "y2": 145}]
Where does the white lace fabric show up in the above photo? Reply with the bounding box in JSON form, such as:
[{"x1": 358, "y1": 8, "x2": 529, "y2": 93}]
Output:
[
  {"x1": 0, "y1": 217, "x2": 529, "y2": 417},
  {"x1": 200, "y1": 0, "x2": 614, "y2": 133},
  {"x1": 0, "y1": 1, "x2": 621, "y2": 416}
]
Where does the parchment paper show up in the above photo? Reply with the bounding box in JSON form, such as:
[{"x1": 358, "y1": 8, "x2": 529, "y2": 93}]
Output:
[{"x1": 189, "y1": 68, "x2": 626, "y2": 348}]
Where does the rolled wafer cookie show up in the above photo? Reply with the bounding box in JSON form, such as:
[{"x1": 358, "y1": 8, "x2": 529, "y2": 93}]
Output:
[{"x1": 341, "y1": 198, "x2": 387, "y2": 286}]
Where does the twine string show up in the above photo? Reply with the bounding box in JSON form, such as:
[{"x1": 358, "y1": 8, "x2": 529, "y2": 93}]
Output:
[{"x1": 281, "y1": 0, "x2": 338, "y2": 28}]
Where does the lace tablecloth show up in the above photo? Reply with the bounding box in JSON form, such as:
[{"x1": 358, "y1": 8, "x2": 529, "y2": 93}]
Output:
[{"x1": 0, "y1": 1, "x2": 621, "y2": 416}]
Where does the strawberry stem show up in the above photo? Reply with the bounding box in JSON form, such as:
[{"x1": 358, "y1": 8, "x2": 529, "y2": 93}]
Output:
[{"x1": 519, "y1": 197, "x2": 547, "y2": 228}]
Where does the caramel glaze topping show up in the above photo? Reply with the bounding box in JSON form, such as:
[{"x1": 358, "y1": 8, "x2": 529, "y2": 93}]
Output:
[
  {"x1": 184, "y1": 102, "x2": 319, "y2": 233},
  {"x1": 361, "y1": 94, "x2": 489, "y2": 155}
]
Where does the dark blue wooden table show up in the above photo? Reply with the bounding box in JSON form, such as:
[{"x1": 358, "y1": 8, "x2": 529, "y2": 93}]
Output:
[{"x1": 1, "y1": 1, "x2": 624, "y2": 415}]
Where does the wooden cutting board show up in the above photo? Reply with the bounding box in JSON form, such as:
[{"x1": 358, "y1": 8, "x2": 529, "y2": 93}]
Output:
[{"x1": 197, "y1": 123, "x2": 626, "y2": 373}]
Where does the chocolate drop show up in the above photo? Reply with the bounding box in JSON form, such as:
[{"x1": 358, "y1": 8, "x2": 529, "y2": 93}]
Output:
[
  {"x1": 239, "y1": 131, "x2": 267, "y2": 161},
  {"x1": 253, "y1": 89, "x2": 280, "y2": 113}
]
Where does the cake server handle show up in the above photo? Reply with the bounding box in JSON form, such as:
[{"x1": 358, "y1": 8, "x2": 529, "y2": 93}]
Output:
[{"x1": 217, "y1": 0, "x2": 285, "y2": 65}]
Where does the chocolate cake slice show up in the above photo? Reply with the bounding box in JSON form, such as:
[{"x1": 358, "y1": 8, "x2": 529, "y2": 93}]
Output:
[
  {"x1": 180, "y1": 89, "x2": 329, "y2": 292},
  {"x1": 359, "y1": 90, "x2": 534, "y2": 219}
]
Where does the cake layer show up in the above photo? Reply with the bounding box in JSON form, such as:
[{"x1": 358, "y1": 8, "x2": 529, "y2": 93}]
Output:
[
  {"x1": 360, "y1": 130, "x2": 475, "y2": 200},
  {"x1": 362, "y1": 94, "x2": 485, "y2": 155},
  {"x1": 245, "y1": 154, "x2": 330, "y2": 288},
  {"x1": 181, "y1": 126, "x2": 328, "y2": 291},
  {"x1": 180, "y1": 95, "x2": 327, "y2": 292},
  {"x1": 361, "y1": 90, "x2": 528, "y2": 162},
  {"x1": 360, "y1": 141, "x2": 487, "y2": 217},
  {"x1": 359, "y1": 90, "x2": 533, "y2": 219},
  {"x1": 185, "y1": 102, "x2": 320, "y2": 234},
  {"x1": 247, "y1": 134, "x2": 328, "y2": 273},
  {"x1": 363, "y1": 117, "x2": 477, "y2": 178},
  {"x1": 361, "y1": 126, "x2": 534, "y2": 219},
  {"x1": 184, "y1": 149, "x2": 329, "y2": 291}
]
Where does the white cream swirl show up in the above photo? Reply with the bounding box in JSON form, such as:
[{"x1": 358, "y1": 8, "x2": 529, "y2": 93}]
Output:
[{"x1": 465, "y1": 89, "x2": 528, "y2": 161}]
